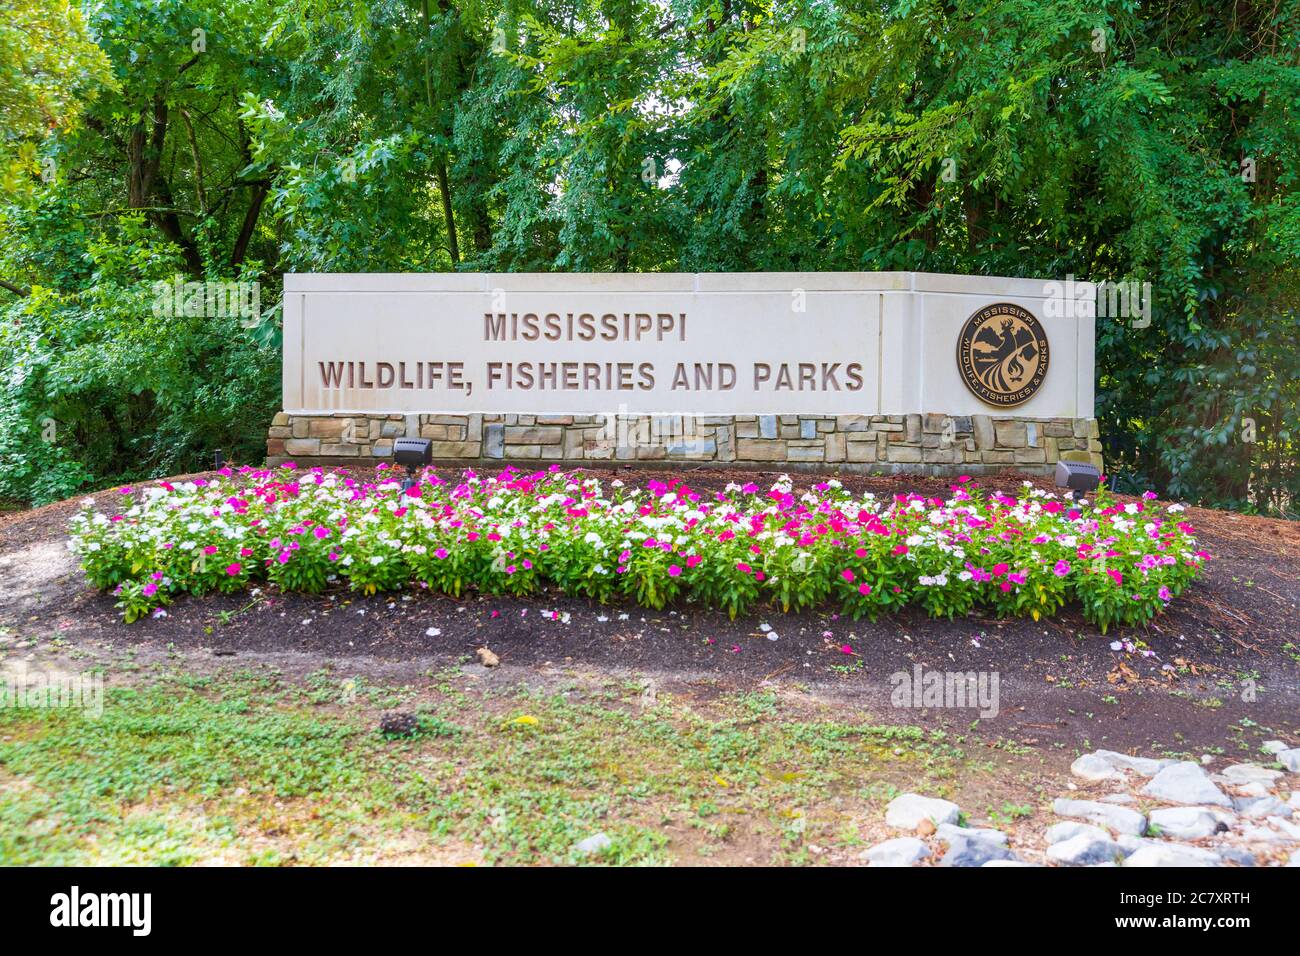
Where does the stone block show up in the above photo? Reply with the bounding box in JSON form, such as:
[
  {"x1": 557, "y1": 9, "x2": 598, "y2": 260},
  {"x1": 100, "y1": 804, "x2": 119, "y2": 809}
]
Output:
[
  {"x1": 504, "y1": 426, "x2": 562, "y2": 444},
  {"x1": 504, "y1": 444, "x2": 541, "y2": 459},
  {"x1": 837, "y1": 415, "x2": 873, "y2": 432},
  {"x1": 736, "y1": 439, "x2": 787, "y2": 461},
  {"x1": 758, "y1": 415, "x2": 778, "y2": 439},
  {"x1": 886, "y1": 445, "x2": 923, "y2": 463},
  {"x1": 284, "y1": 438, "x2": 320, "y2": 456},
  {"x1": 994, "y1": 421, "x2": 1027, "y2": 448},
  {"x1": 904, "y1": 414, "x2": 922, "y2": 442},
  {"x1": 484, "y1": 424, "x2": 505, "y2": 458},
  {"x1": 846, "y1": 440, "x2": 877, "y2": 463},
  {"x1": 972, "y1": 415, "x2": 994, "y2": 449}
]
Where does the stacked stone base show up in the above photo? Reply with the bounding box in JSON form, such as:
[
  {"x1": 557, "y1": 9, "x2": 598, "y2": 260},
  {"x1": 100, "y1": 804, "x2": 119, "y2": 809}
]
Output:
[{"x1": 266, "y1": 412, "x2": 1102, "y2": 476}]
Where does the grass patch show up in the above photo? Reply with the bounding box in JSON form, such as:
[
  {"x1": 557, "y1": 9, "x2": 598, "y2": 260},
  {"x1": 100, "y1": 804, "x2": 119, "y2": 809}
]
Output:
[{"x1": 0, "y1": 669, "x2": 972, "y2": 865}]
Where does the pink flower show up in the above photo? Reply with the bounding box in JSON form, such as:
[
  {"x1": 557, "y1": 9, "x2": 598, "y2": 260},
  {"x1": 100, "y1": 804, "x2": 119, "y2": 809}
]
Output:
[
  {"x1": 686, "y1": 555, "x2": 702, "y2": 568},
  {"x1": 841, "y1": 568, "x2": 855, "y2": 583},
  {"x1": 736, "y1": 562, "x2": 751, "y2": 574},
  {"x1": 892, "y1": 544, "x2": 908, "y2": 556},
  {"x1": 1158, "y1": 585, "x2": 1172, "y2": 601},
  {"x1": 667, "y1": 564, "x2": 682, "y2": 577},
  {"x1": 1053, "y1": 560, "x2": 1071, "y2": 577},
  {"x1": 434, "y1": 548, "x2": 449, "y2": 559},
  {"x1": 992, "y1": 562, "x2": 1009, "y2": 576},
  {"x1": 225, "y1": 563, "x2": 241, "y2": 576},
  {"x1": 858, "y1": 583, "x2": 872, "y2": 596},
  {"x1": 840, "y1": 644, "x2": 853, "y2": 655},
  {"x1": 202, "y1": 545, "x2": 218, "y2": 555},
  {"x1": 314, "y1": 526, "x2": 330, "y2": 539}
]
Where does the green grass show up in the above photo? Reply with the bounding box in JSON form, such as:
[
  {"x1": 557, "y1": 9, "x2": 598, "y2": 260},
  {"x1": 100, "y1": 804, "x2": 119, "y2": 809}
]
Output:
[{"x1": 0, "y1": 668, "x2": 975, "y2": 866}]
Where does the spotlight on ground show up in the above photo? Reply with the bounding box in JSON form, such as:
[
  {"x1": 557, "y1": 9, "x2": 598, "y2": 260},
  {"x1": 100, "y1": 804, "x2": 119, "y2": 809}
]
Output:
[
  {"x1": 392, "y1": 437, "x2": 433, "y2": 491},
  {"x1": 1055, "y1": 460, "x2": 1100, "y2": 500}
]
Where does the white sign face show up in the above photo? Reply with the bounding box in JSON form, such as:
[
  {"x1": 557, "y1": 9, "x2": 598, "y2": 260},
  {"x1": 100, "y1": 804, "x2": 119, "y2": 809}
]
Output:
[{"x1": 282, "y1": 273, "x2": 1094, "y2": 418}]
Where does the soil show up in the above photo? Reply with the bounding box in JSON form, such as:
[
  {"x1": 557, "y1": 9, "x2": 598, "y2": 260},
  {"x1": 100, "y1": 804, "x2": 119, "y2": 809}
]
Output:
[{"x1": 3, "y1": 464, "x2": 1298, "y2": 758}]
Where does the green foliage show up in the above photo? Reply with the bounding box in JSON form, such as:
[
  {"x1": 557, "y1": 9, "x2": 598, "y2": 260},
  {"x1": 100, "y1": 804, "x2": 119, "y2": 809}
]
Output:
[
  {"x1": 69, "y1": 467, "x2": 1209, "y2": 631},
  {"x1": 1, "y1": 0, "x2": 1297, "y2": 511}
]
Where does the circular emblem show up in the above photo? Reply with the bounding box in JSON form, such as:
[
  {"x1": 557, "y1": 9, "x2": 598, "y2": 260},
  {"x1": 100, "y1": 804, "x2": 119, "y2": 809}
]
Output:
[{"x1": 956, "y1": 303, "x2": 1049, "y2": 407}]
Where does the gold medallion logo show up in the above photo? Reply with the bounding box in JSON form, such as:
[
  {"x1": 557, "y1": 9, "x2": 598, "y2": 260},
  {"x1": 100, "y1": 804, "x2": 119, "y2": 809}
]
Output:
[{"x1": 956, "y1": 303, "x2": 1049, "y2": 407}]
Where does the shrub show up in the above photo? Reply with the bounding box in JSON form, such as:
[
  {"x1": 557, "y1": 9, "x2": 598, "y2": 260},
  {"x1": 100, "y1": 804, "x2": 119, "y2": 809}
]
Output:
[{"x1": 69, "y1": 467, "x2": 1209, "y2": 632}]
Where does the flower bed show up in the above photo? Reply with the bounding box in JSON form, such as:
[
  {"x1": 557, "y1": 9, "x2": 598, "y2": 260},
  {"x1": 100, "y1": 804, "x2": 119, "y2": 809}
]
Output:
[{"x1": 69, "y1": 465, "x2": 1209, "y2": 631}]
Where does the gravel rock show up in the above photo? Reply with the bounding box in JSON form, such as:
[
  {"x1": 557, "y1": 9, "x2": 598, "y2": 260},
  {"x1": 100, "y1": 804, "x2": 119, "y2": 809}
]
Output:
[
  {"x1": 1046, "y1": 834, "x2": 1128, "y2": 866},
  {"x1": 1234, "y1": 795, "x2": 1290, "y2": 819},
  {"x1": 1071, "y1": 753, "x2": 1122, "y2": 781},
  {"x1": 982, "y1": 859, "x2": 1036, "y2": 867},
  {"x1": 1267, "y1": 815, "x2": 1300, "y2": 838},
  {"x1": 1124, "y1": 844, "x2": 1222, "y2": 867},
  {"x1": 861, "y1": 837, "x2": 931, "y2": 867},
  {"x1": 1219, "y1": 763, "x2": 1284, "y2": 785},
  {"x1": 1046, "y1": 821, "x2": 1111, "y2": 845},
  {"x1": 936, "y1": 823, "x2": 1007, "y2": 846},
  {"x1": 1090, "y1": 750, "x2": 1177, "y2": 776},
  {"x1": 1261, "y1": 740, "x2": 1287, "y2": 755},
  {"x1": 1278, "y1": 748, "x2": 1300, "y2": 773},
  {"x1": 1230, "y1": 781, "x2": 1271, "y2": 798},
  {"x1": 1141, "y1": 761, "x2": 1232, "y2": 807},
  {"x1": 885, "y1": 793, "x2": 961, "y2": 830},
  {"x1": 574, "y1": 832, "x2": 611, "y2": 855},
  {"x1": 1217, "y1": 847, "x2": 1256, "y2": 867},
  {"x1": 1053, "y1": 798, "x2": 1147, "y2": 837},
  {"x1": 1147, "y1": 806, "x2": 1220, "y2": 840},
  {"x1": 937, "y1": 831, "x2": 1016, "y2": 867},
  {"x1": 1100, "y1": 793, "x2": 1136, "y2": 805}
]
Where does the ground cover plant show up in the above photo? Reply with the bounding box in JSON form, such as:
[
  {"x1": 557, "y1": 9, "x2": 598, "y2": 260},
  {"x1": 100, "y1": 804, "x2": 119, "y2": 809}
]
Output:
[{"x1": 68, "y1": 466, "x2": 1209, "y2": 632}]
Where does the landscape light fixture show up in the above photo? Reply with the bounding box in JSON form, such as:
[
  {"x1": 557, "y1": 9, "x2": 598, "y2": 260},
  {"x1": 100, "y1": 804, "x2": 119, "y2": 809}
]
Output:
[
  {"x1": 1055, "y1": 460, "x2": 1100, "y2": 500},
  {"x1": 213, "y1": 448, "x2": 225, "y2": 470},
  {"x1": 392, "y1": 437, "x2": 433, "y2": 491}
]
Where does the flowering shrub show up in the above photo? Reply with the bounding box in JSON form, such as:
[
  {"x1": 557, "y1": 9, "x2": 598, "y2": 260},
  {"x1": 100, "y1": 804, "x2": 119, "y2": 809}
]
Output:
[{"x1": 68, "y1": 465, "x2": 1210, "y2": 632}]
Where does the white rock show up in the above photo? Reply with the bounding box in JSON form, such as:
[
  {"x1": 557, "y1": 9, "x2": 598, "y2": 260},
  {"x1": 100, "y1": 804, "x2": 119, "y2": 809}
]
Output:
[
  {"x1": 1090, "y1": 750, "x2": 1177, "y2": 776},
  {"x1": 1148, "y1": 807, "x2": 1220, "y2": 840},
  {"x1": 1142, "y1": 762, "x2": 1232, "y2": 808},
  {"x1": 1231, "y1": 781, "x2": 1271, "y2": 798},
  {"x1": 982, "y1": 859, "x2": 1036, "y2": 867},
  {"x1": 1124, "y1": 844, "x2": 1222, "y2": 867},
  {"x1": 1046, "y1": 821, "x2": 1111, "y2": 845},
  {"x1": 574, "y1": 833, "x2": 611, "y2": 854},
  {"x1": 1053, "y1": 798, "x2": 1147, "y2": 837},
  {"x1": 1234, "y1": 795, "x2": 1289, "y2": 819},
  {"x1": 862, "y1": 837, "x2": 931, "y2": 867},
  {"x1": 885, "y1": 793, "x2": 961, "y2": 830},
  {"x1": 1267, "y1": 815, "x2": 1300, "y2": 838},
  {"x1": 1277, "y1": 748, "x2": 1300, "y2": 773},
  {"x1": 1100, "y1": 793, "x2": 1136, "y2": 805},
  {"x1": 1261, "y1": 740, "x2": 1287, "y2": 755},
  {"x1": 1071, "y1": 753, "x2": 1122, "y2": 781},
  {"x1": 1220, "y1": 763, "x2": 1284, "y2": 785},
  {"x1": 936, "y1": 823, "x2": 1007, "y2": 846},
  {"x1": 1047, "y1": 834, "x2": 1128, "y2": 866}
]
